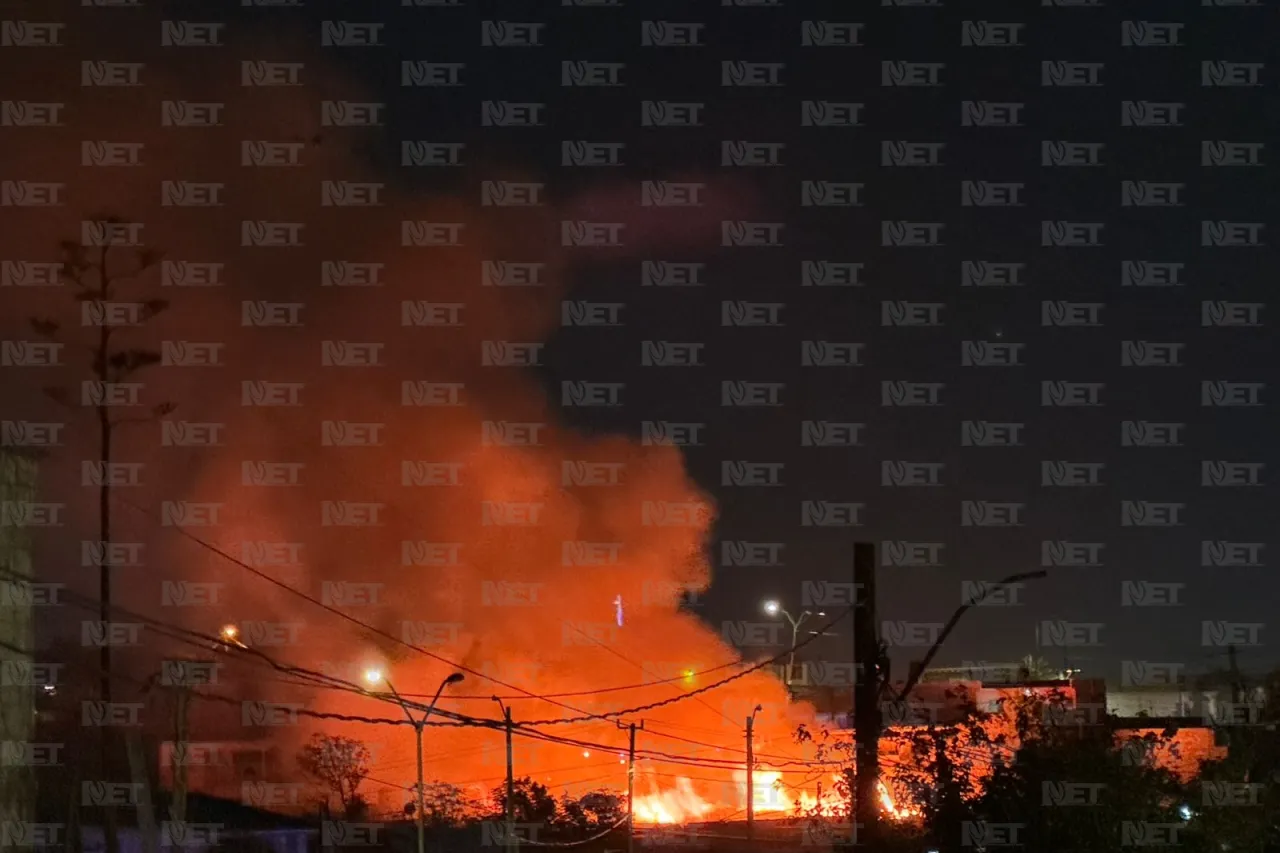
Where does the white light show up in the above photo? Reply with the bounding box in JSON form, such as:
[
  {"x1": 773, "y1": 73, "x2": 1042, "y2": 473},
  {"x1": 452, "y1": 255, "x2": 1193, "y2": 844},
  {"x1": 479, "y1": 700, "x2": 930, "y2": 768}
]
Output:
[
  {"x1": 1179, "y1": 804, "x2": 1193, "y2": 821},
  {"x1": 219, "y1": 624, "x2": 238, "y2": 640},
  {"x1": 582, "y1": 751, "x2": 590, "y2": 758},
  {"x1": 363, "y1": 669, "x2": 384, "y2": 685},
  {"x1": 763, "y1": 600, "x2": 780, "y2": 616}
]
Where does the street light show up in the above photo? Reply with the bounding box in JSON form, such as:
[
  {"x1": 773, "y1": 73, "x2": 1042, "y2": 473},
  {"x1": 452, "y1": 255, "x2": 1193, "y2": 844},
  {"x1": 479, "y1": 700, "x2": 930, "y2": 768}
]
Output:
[
  {"x1": 762, "y1": 600, "x2": 820, "y2": 684},
  {"x1": 214, "y1": 623, "x2": 246, "y2": 651},
  {"x1": 364, "y1": 669, "x2": 464, "y2": 853}
]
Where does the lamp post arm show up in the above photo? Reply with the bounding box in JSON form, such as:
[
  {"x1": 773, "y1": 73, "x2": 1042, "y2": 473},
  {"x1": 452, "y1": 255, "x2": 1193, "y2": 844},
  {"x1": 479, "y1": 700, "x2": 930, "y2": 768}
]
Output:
[
  {"x1": 423, "y1": 680, "x2": 451, "y2": 721},
  {"x1": 383, "y1": 680, "x2": 418, "y2": 724},
  {"x1": 895, "y1": 570, "x2": 1049, "y2": 701}
]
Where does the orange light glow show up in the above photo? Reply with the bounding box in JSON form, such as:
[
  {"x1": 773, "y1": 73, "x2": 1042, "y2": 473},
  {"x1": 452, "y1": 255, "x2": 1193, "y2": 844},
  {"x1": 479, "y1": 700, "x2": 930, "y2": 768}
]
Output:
[{"x1": 629, "y1": 769, "x2": 917, "y2": 826}]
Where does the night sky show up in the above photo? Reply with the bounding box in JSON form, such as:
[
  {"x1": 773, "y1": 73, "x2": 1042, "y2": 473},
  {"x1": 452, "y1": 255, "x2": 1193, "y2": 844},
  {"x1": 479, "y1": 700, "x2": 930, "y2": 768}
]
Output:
[{"x1": 3, "y1": 0, "x2": 1277, "y2": 690}]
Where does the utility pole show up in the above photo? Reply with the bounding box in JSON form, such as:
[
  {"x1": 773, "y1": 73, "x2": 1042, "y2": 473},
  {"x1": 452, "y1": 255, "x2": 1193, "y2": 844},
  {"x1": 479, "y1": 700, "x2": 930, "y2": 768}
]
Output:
[
  {"x1": 746, "y1": 705, "x2": 761, "y2": 845},
  {"x1": 1227, "y1": 644, "x2": 1244, "y2": 705},
  {"x1": 0, "y1": 453, "x2": 39, "y2": 843},
  {"x1": 171, "y1": 682, "x2": 191, "y2": 827},
  {"x1": 852, "y1": 541, "x2": 880, "y2": 847},
  {"x1": 618, "y1": 720, "x2": 643, "y2": 853},
  {"x1": 498, "y1": 702, "x2": 515, "y2": 853}
]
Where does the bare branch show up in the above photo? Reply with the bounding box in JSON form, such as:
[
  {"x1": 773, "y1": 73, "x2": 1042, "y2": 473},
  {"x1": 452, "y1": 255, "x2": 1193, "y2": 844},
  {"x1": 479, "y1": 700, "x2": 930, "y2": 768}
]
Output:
[
  {"x1": 29, "y1": 318, "x2": 60, "y2": 339},
  {"x1": 42, "y1": 386, "x2": 73, "y2": 409},
  {"x1": 137, "y1": 298, "x2": 169, "y2": 322},
  {"x1": 109, "y1": 402, "x2": 176, "y2": 428},
  {"x1": 108, "y1": 348, "x2": 163, "y2": 380},
  {"x1": 135, "y1": 247, "x2": 165, "y2": 271}
]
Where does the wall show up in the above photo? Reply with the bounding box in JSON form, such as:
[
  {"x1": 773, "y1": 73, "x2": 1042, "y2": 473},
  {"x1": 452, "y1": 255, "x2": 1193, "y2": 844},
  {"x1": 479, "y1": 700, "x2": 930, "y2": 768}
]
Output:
[
  {"x1": 158, "y1": 740, "x2": 302, "y2": 812},
  {"x1": 1107, "y1": 689, "x2": 1206, "y2": 718},
  {"x1": 1114, "y1": 727, "x2": 1226, "y2": 782}
]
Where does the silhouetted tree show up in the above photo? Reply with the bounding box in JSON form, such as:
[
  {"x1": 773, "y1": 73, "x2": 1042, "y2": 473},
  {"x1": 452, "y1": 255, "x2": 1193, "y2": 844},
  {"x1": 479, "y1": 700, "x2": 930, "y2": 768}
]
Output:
[
  {"x1": 490, "y1": 777, "x2": 556, "y2": 825},
  {"x1": 297, "y1": 734, "x2": 371, "y2": 815},
  {"x1": 556, "y1": 789, "x2": 625, "y2": 831},
  {"x1": 412, "y1": 781, "x2": 475, "y2": 827},
  {"x1": 30, "y1": 214, "x2": 171, "y2": 853},
  {"x1": 969, "y1": 694, "x2": 1183, "y2": 853}
]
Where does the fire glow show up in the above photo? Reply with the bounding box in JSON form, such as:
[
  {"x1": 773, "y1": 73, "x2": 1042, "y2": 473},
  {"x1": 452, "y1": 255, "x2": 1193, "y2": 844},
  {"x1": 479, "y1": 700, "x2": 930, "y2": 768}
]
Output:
[
  {"x1": 1, "y1": 8, "x2": 836, "y2": 824},
  {"x1": 631, "y1": 770, "x2": 914, "y2": 825}
]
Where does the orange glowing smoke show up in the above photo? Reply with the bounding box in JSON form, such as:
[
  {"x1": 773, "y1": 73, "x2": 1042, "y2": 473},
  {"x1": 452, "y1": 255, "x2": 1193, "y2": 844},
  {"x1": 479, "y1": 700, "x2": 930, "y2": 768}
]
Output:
[{"x1": 0, "y1": 0, "x2": 796, "y2": 813}]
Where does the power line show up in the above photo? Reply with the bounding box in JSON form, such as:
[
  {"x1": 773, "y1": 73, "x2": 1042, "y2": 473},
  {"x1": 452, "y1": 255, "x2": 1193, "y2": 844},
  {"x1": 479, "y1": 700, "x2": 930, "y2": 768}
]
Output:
[
  {"x1": 113, "y1": 494, "x2": 613, "y2": 723},
  {"x1": 31, "y1": 608, "x2": 829, "y2": 776},
  {"x1": 641, "y1": 725, "x2": 844, "y2": 767},
  {"x1": 0, "y1": 564, "x2": 419, "y2": 713},
  {"x1": 30, "y1": 579, "x2": 967, "y2": 777},
  {"x1": 113, "y1": 493, "x2": 858, "y2": 727},
  {"x1": 28, "y1": 520, "x2": 855, "y2": 769},
  {"x1": 558, "y1": 619, "x2": 747, "y2": 731},
  {"x1": 512, "y1": 607, "x2": 851, "y2": 726}
]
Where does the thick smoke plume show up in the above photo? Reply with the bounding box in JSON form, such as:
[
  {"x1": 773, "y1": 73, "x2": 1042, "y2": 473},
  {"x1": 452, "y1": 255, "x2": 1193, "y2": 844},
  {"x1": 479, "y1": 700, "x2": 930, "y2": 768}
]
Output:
[{"x1": 1, "y1": 1, "x2": 822, "y2": 811}]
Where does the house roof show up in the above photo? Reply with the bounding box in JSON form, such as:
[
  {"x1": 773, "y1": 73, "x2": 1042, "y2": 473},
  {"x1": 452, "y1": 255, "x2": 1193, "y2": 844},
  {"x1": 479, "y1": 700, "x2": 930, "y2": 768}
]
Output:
[{"x1": 109, "y1": 792, "x2": 317, "y2": 829}]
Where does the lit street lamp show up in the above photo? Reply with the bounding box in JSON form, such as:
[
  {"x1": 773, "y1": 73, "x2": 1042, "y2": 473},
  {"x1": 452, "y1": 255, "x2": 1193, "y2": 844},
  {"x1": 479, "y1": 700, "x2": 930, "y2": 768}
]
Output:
[
  {"x1": 213, "y1": 623, "x2": 247, "y2": 651},
  {"x1": 364, "y1": 669, "x2": 464, "y2": 853},
  {"x1": 762, "y1": 600, "x2": 827, "y2": 684}
]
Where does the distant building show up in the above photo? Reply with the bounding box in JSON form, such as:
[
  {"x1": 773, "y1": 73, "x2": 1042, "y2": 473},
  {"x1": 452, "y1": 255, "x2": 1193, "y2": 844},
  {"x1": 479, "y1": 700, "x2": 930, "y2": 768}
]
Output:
[
  {"x1": 158, "y1": 739, "x2": 295, "y2": 810},
  {"x1": 775, "y1": 662, "x2": 852, "y2": 729}
]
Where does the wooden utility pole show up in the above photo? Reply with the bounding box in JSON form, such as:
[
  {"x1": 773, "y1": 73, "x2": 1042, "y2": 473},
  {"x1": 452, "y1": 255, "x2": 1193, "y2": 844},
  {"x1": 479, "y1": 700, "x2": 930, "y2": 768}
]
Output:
[
  {"x1": 617, "y1": 720, "x2": 643, "y2": 853},
  {"x1": 502, "y1": 705, "x2": 515, "y2": 853},
  {"x1": 0, "y1": 454, "x2": 38, "y2": 844},
  {"x1": 1227, "y1": 644, "x2": 1244, "y2": 705},
  {"x1": 852, "y1": 542, "x2": 880, "y2": 846},
  {"x1": 171, "y1": 684, "x2": 191, "y2": 826}
]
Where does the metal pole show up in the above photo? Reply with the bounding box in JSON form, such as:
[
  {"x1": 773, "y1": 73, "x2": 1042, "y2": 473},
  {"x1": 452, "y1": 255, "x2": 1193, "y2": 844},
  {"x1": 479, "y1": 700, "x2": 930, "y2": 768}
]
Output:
[
  {"x1": 414, "y1": 722, "x2": 425, "y2": 853},
  {"x1": 382, "y1": 674, "x2": 461, "y2": 853},
  {"x1": 746, "y1": 710, "x2": 758, "y2": 844},
  {"x1": 787, "y1": 616, "x2": 799, "y2": 684}
]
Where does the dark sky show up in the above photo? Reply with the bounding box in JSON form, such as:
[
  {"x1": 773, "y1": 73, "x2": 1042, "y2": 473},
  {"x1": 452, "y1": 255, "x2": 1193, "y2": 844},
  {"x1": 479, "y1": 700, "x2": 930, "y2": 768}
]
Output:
[
  {"x1": 385, "y1": 0, "x2": 1280, "y2": 682},
  {"x1": 4, "y1": 0, "x2": 1278, "y2": 688}
]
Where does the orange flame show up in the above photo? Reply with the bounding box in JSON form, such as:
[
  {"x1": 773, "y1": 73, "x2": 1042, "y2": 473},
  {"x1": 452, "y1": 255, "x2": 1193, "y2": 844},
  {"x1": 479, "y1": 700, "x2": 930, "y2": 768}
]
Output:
[{"x1": 631, "y1": 770, "x2": 917, "y2": 825}]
